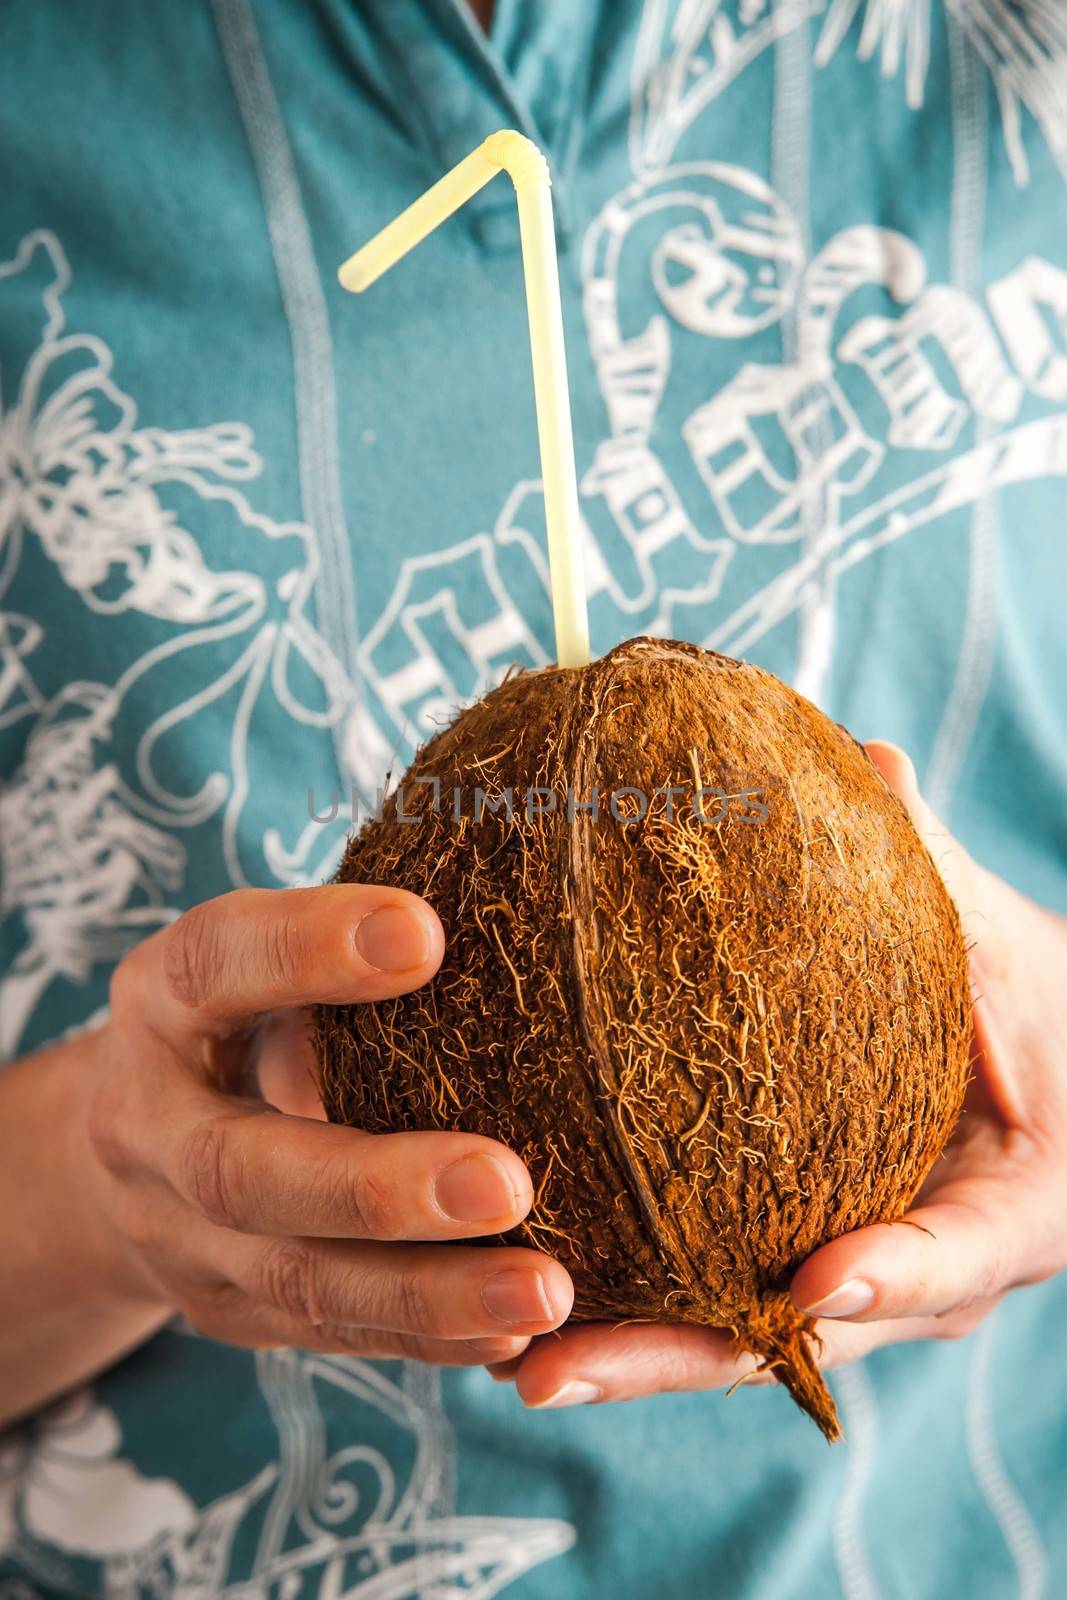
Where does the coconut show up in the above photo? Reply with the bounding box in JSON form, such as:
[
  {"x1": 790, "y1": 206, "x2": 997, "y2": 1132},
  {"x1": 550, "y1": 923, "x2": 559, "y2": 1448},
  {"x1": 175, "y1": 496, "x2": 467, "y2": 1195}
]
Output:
[{"x1": 313, "y1": 638, "x2": 971, "y2": 1439}]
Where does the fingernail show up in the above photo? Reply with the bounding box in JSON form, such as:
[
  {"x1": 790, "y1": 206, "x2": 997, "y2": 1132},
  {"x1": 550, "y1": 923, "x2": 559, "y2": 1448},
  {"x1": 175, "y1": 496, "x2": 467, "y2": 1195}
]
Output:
[
  {"x1": 529, "y1": 1380, "x2": 602, "y2": 1409},
  {"x1": 799, "y1": 1278, "x2": 875, "y2": 1319},
  {"x1": 434, "y1": 1153, "x2": 520, "y2": 1222},
  {"x1": 473, "y1": 1336, "x2": 528, "y2": 1359},
  {"x1": 481, "y1": 1268, "x2": 554, "y2": 1327},
  {"x1": 870, "y1": 742, "x2": 919, "y2": 796},
  {"x1": 354, "y1": 905, "x2": 431, "y2": 973}
]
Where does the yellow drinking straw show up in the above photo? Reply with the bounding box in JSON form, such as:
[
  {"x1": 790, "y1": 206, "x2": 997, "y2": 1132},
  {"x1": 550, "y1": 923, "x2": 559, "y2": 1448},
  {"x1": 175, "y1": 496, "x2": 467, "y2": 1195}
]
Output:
[{"x1": 338, "y1": 130, "x2": 591, "y2": 669}]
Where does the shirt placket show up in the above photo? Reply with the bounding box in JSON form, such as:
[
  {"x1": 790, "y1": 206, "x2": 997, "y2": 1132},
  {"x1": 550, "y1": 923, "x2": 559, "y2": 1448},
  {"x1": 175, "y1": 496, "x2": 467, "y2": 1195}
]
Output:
[{"x1": 365, "y1": 0, "x2": 589, "y2": 252}]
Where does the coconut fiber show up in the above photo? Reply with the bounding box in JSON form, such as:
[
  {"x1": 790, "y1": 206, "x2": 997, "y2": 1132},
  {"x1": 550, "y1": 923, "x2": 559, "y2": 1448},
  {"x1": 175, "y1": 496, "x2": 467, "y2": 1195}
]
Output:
[{"x1": 313, "y1": 638, "x2": 972, "y2": 1440}]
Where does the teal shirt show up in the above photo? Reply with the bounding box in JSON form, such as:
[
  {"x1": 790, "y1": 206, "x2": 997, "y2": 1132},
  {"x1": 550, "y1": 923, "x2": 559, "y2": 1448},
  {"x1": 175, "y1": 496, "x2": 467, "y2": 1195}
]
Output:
[{"x1": 2, "y1": 2, "x2": 1066, "y2": 1593}]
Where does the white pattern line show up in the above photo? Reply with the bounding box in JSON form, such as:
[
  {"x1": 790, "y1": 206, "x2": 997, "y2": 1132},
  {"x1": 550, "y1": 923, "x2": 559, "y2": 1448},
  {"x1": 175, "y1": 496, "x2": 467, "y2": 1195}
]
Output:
[
  {"x1": 212, "y1": 0, "x2": 360, "y2": 789},
  {"x1": 831, "y1": 1363, "x2": 880, "y2": 1600},
  {"x1": 927, "y1": 14, "x2": 999, "y2": 817},
  {"x1": 772, "y1": 2, "x2": 839, "y2": 708},
  {"x1": 967, "y1": 1317, "x2": 1049, "y2": 1600}
]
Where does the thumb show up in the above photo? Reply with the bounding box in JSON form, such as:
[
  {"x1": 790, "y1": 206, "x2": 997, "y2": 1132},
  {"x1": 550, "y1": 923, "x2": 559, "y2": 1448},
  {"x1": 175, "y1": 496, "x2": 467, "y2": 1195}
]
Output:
[
  {"x1": 790, "y1": 1189, "x2": 1021, "y2": 1324},
  {"x1": 864, "y1": 741, "x2": 980, "y2": 918},
  {"x1": 865, "y1": 740, "x2": 1034, "y2": 1133}
]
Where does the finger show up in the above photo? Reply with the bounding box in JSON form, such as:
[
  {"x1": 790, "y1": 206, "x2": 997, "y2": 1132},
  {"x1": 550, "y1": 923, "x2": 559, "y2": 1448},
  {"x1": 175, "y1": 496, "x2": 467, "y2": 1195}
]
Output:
[
  {"x1": 866, "y1": 737, "x2": 991, "y2": 983},
  {"x1": 864, "y1": 740, "x2": 1035, "y2": 1127},
  {"x1": 136, "y1": 1082, "x2": 535, "y2": 1240},
  {"x1": 865, "y1": 738, "x2": 986, "y2": 1003},
  {"x1": 790, "y1": 1190, "x2": 1024, "y2": 1323},
  {"x1": 253, "y1": 1010, "x2": 326, "y2": 1119},
  {"x1": 485, "y1": 1354, "x2": 526, "y2": 1382},
  {"x1": 190, "y1": 1290, "x2": 533, "y2": 1367},
  {"x1": 147, "y1": 1192, "x2": 565, "y2": 1353},
  {"x1": 803, "y1": 1301, "x2": 997, "y2": 1368},
  {"x1": 506, "y1": 1301, "x2": 998, "y2": 1408},
  {"x1": 117, "y1": 886, "x2": 445, "y2": 1040},
  {"x1": 214, "y1": 1235, "x2": 573, "y2": 1340},
  {"x1": 865, "y1": 741, "x2": 988, "y2": 941},
  {"x1": 509, "y1": 1322, "x2": 750, "y2": 1408},
  {"x1": 739, "y1": 1302, "x2": 996, "y2": 1383}
]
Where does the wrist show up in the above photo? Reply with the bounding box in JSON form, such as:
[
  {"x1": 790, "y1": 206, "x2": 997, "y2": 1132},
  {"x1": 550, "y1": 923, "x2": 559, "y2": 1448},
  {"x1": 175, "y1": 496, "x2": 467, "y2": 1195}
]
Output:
[
  {"x1": 0, "y1": 1031, "x2": 174, "y2": 1426},
  {"x1": 61, "y1": 1027, "x2": 175, "y2": 1319}
]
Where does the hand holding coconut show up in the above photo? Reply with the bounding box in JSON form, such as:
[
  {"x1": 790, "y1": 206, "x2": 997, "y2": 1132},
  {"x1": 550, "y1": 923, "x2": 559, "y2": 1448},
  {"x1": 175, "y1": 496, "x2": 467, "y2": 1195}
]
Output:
[
  {"x1": 0, "y1": 884, "x2": 575, "y2": 1427},
  {"x1": 485, "y1": 740, "x2": 1067, "y2": 1416}
]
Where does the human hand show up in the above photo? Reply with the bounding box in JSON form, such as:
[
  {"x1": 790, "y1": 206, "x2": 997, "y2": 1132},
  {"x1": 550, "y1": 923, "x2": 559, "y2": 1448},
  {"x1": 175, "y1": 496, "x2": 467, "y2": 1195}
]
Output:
[
  {"x1": 83, "y1": 886, "x2": 573, "y2": 1366},
  {"x1": 488, "y1": 742, "x2": 1067, "y2": 1410}
]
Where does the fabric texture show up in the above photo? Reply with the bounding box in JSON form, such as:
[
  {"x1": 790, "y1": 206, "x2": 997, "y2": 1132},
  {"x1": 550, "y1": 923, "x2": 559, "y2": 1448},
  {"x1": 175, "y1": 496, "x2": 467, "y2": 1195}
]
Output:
[{"x1": 1, "y1": 1, "x2": 1065, "y2": 1594}]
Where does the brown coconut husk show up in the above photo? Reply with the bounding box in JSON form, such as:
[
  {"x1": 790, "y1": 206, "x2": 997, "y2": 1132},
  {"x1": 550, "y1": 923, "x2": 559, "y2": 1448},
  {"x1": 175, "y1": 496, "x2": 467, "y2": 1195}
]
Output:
[{"x1": 313, "y1": 639, "x2": 972, "y2": 1440}]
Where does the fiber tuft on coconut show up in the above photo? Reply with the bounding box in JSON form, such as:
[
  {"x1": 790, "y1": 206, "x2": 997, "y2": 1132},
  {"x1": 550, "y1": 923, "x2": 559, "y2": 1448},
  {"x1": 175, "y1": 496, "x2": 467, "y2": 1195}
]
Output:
[{"x1": 313, "y1": 638, "x2": 971, "y2": 1440}]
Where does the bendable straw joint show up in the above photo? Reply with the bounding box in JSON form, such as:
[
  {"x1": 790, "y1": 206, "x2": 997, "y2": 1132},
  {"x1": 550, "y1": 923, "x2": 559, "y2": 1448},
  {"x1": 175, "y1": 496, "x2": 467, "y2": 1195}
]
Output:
[{"x1": 482, "y1": 130, "x2": 550, "y2": 193}]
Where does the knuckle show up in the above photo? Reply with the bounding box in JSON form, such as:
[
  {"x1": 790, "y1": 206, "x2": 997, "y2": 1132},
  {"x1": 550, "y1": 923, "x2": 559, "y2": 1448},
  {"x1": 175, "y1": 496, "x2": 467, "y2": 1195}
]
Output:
[
  {"x1": 179, "y1": 1118, "x2": 242, "y2": 1229},
  {"x1": 256, "y1": 1240, "x2": 327, "y2": 1326},
  {"x1": 649, "y1": 1328, "x2": 695, "y2": 1389},
  {"x1": 164, "y1": 904, "x2": 223, "y2": 1012},
  {"x1": 312, "y1": 1323, "x2": 372, "y2": 1357},
  {"x1": 899, "y1": 1276, "x2": 931, "y2": 1316},
  {"x1": 259, "y1": 913, "x2": 312, "y2": 999},
  {"x1": 341, "y1": 1163, "x2": 401, "y2": 1240},
  {"x1": 108, "y1": 946, "x2": 150, "y2": 1021},
  {"x1": 973, "y1": 1245, "x2": 1008, "y2": 1303},
  {"x1": 391, "y1": 1268, "x2": 436, "y2": 1337},
  {"x1": 180, "y1": 1281, "x2": 251, "y2": 1345}
]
